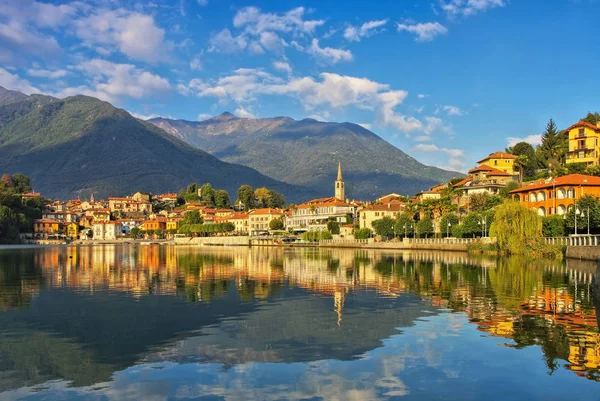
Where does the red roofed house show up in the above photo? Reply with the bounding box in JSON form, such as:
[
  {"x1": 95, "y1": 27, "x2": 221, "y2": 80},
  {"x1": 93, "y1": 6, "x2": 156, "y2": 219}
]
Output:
[
  {"x1": 509, "y1": 174, "x2": 600, "y2": 217},
  {"x1": 248, "y1": 208, "x2": 284, "y2": 235},
  {"x1": 358, "y1": 200, "x2": 405, "y2": 229},
  {"x1": 477, "y1": 151, "x2": 518, "y2": 175},
  {"x1": 565, "y1": 120, "x2": 600, "y2": 167}
]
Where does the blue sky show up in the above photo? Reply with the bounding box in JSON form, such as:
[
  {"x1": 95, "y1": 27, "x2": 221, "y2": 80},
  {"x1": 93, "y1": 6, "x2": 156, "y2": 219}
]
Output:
[{"x1": 1, "y1": 0, "x2": 599, "y2": 173}]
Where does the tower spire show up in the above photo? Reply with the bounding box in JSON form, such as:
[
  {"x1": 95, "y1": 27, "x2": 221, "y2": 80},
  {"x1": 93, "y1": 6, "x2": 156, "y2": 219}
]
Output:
[
  {"x1": 335, "y1": 162, "x2": 345, "y2": 201},
  {"x1": 337, "y1": 162, "x2": 343, "y2": 181}
]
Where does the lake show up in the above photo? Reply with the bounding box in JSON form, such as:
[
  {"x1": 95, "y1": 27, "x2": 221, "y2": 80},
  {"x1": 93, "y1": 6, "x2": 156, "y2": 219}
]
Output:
[{"x1": 0, "y1": 245, "x2": 599, "y2": 400}]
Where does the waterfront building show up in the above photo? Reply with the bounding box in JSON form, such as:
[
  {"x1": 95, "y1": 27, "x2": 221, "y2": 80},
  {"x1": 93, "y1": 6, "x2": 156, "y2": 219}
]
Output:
[
  {"x1": 92, "y1": 221, "x2": 122, "y2": 240},
  {"x1": 33, "y1": 218, "x2": 60, "y2": 239},
  {"x1": 509, "y1": 174, "x2": 600, "y2": 216},
  {"x1": 358, "y1": 200, "x2": 405, "y2": 229},
  {"x1": 477, "y1": 151, "x2": 517, "y2": 175},
  {"x1": 459, "y1": 165, "x2": 513, "y2": 196},
  {"x1": 565, "y1": 121, "x2": 600, "y2": 166},
  {"x1": 140, "y1": 219, "x2": 167, "y2": 231},
  {"x1": 248, "y1": 208, "x2": 284, "y2": 235},
  {"x1": 66, "y1": 222, "x2": 79, "y2": 239},
  {"x1": 216, "y1": 212, "x2": 249, "y2": 234}
]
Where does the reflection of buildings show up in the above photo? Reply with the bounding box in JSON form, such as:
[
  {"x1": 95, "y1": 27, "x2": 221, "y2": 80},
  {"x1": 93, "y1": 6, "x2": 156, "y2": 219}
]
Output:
[{"x1": 2, "y1": 245, "x2": 600, "y2": 381}]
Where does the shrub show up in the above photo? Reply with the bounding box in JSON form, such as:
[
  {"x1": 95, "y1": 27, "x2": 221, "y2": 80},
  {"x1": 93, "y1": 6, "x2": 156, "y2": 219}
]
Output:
[{"x1": 354, "y1": 228, "x2": 372, "y2": 239}]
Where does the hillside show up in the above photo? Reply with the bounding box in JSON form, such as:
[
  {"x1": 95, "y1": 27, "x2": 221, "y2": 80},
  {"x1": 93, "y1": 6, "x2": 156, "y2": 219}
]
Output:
[
  {"x1": 150, "y1": 113, "x2": 462, "y2": 199},
  {"x1": 0, "y1": 87, "x2": 315, "y2": 201}
]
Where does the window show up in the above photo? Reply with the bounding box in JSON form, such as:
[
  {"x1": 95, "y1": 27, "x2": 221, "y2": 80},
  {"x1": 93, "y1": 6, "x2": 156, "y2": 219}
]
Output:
[
  {"x1": 579, "y1": 128, "x2": 585, "y2": 138},
  {"x1": 494, "y1": 160, "x2": 498, "y2": 165},
  {"x1": 579, "y1": 151, "x2": 585, "y2": 159}
]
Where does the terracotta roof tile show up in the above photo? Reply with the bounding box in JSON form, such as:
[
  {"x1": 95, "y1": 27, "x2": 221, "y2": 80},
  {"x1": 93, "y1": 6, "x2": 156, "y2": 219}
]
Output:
[
  {"x1": 468, "y1": 165, "x2": 511, "y2": 176},
  {"x1": 565, "y1": 121, "x2": 600, "y2": 132},
  {"x1": 509, "y1": 174, "x2": 600, "y2": 193},
  {"x1": 477, "y1": 151, "x2": 517, "y2": 164}
]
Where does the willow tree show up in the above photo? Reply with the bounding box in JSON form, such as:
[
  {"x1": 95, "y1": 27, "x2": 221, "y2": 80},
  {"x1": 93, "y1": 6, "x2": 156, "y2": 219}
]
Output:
[{"x1": 489, "y1": 201, "x2": 542, "y2": 255}]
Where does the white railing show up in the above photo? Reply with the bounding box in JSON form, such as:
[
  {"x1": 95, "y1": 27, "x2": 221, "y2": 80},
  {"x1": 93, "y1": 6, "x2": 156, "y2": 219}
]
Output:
[
  {"x1": 320, "y1": 238, "x2": 372, "y2": 244},
  {"x1": 403, "y1": 237, "x2": 484, "y2": 245},
  {"x1": 544, "y1": 235, "x2": 600, "y2": 246}
]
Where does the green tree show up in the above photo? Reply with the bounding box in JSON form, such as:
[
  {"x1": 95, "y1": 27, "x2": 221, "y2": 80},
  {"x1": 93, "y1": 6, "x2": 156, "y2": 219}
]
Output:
[
  {"x1": 327, "y1": 219, "x2": 340, "y2": 234},
  {"x1": 269, "y1": 218, "x2": 284, "y2": 231},
  {"x1": 182, "y1": 210, "x2": 203, "y2": 225},
  {"x1": 582, "y1": 112, "x2": 600, "y2": 125},
  {"x1": 394, "y1": 214, "x2": 414, "y2": 238},
  {"x1": 187, "y1": 182, "x2": 198, "y2": 195},
  {"x1": 567, "y1": 162, "x2": 587, "y2": 175},
  {"x1": 200, "y1": 183, "x2": 216, "y2": 207},
  {"x1": 416, "y1": 216, "x2": 434, "y2": 238},
  {"x1": 537, "y1": 119, "x2": 566, "y2": 169},
  {"x1": 564, "y1": 194, "x2": 600, "y2": 234},
  {"x1": 371, "y1": 216, "x2": 395, "y2": 238},
  {"x1": 254, "y1": 187, "x2": 271, "y2": 208},
  {"x1": 267, "y1": 189, "x2": 285, "y2": 208},
  {"x1": 237, "y1": 185, "x2": 255, "y2": 211},
  {"x1": 469, "y1": 193, "x2": 502, "y2": 213},
  {"x1": 0, "y1": 205, "x2": 19, "y2": 242},
  {"x1": 354, "y1": 228, "x2": 372, "y2": 239},
  {"x1": 10, "y1": 174, "x2": 31, "y2": 194},
  {"x1": 542, "y1": 215, "x2": 565, "y2": 237},
  {"x1": 489, "y1": 201, "x2": 542, "y2": 255},
  {"x1": 440, "y1": 213, "x2": 459, "y2": 237},
  {"x1": 130, "y1": 227, "x2": 140, "y2": 238},
  {"x1": 214, "y1": 189, "x2": 231, "y2": 208}
]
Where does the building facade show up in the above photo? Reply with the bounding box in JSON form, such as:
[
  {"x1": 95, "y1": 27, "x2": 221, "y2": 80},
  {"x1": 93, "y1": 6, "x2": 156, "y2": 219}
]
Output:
[
  {"x1": 358, "y1": 201, "x2": 405, "y2": 229},
  {"x1": 509, "y1": 174, "x2": 600, "y2": 216},
  {"x1": 477, "y1": 151, "x2": 517, "y2": 175},
  {"x1": 92, "y1": 222, "x2": 122, "y2": 240},
  {"x1": 565, "y1": 121, "x2": 600, "y2": 166},
  {"x1": 248, "y1": 208, "x2": 284, "y2": 235}
]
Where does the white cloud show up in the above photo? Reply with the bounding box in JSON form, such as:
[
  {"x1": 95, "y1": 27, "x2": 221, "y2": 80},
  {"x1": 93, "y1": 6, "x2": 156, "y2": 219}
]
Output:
[
  {"x1": 190, "y1": 57, "x2": 202, "y2": 71},
  {"x1": 197, "y1": 113, "x2": 212, "y2": 120},
  {"x1": 233, "y1": 6, "x2": 324, "y2": 36},
  {"x1": 507, "y1": 134, "x2": 542, "y2": 147},
  {"x1": 129, "y1": 111, "x2": 161, "y2": 120},
  {"x1": 74, "y1": 8, "x2": 170, "y2": 63},
  {"x1": 191, "y1": 69, "x2": 450, "y2": 136},
  {"x1": 235, "y1": 107, "x2": 256, "y2": 118},
  {"x1": 414, "y1": 143, "x2": 465, "y2": 171},
  {"x1": 208, "y1": 29, "x2": 247, "y2": 53},
  {"x1": 308, "y1": 39, "x2": 353, "y2": 64},
  {"x1": 441, "y1": 105, "x2": 463, "y2": 116},
  {"x1": 396, "y1": 22, "x2": 448, "y2": 42},
  {"x1": 417, "y1": 94, "x2": 427, "y2": 98},
  {"x1": 27, "y1": 67, "x2": 68, "y2": 78},
  {"x1": 0, "y1": 20, "x2": 61, "y2": 56},
  {"x1": 343, "y1": 19, "x2": 388, "y2": 42},
  {"x1": 439, "y1": 0, "x2": 505, "y2": 17},
  {"x1": 57, "y1": 59, "x2": 170, "y2": 103},
  {"x1": 358, "y1": 123, "x2": 372, "y2": 130},
  {"x1": 259, "y1": 31, "x2": 286, "y2": 52},
  {"x1": 0, "y1": 67, "x2": 39, "y2": 94},
  {"x1": 197, "y1": 0, "x2": 208, "y2": 6},
  {"x1": 0, "y1": 0, "x2": 78, "y2": 28},
  {"x1": 273, "y1": 60, "x2": 292, "y2": 75}
]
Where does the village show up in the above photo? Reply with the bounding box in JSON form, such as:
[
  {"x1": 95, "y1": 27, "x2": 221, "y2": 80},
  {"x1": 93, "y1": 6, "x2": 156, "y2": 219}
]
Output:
[{"x1": 26, "y1": 119, "x2": 600, "y2": 243}]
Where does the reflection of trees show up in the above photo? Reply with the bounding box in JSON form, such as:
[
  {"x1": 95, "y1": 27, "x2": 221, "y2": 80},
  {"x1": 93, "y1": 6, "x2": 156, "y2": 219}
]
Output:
[{"x1": 0, "y1": 249, "x2": 44, "y2": 311}]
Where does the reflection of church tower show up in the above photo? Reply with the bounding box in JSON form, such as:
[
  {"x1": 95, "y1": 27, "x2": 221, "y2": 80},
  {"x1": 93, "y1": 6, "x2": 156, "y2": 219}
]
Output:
[
  {"x1": 335, "y1": 162, "x2": 345, "y2": 201},
  {"x1": 334, "y1": 289, "x2": 346, "y2": 326}
]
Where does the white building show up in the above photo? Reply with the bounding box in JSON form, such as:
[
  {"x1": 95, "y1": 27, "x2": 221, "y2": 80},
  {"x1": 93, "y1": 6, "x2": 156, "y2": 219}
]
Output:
[{"x1": 93, "y1": 222, "x2": 123, "y2": 240}]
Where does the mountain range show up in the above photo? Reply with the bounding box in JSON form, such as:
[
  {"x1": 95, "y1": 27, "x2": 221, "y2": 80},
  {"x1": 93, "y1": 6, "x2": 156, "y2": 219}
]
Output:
[
  {"x1": 149, "y1": 113, "x2": 461, "y2": 200},
  {"x1": 0, "y1": 85, "x2": 460, "y2": 202},
  {"x1": 0, "y1": 87, "x2": 315, "y2": 201}
]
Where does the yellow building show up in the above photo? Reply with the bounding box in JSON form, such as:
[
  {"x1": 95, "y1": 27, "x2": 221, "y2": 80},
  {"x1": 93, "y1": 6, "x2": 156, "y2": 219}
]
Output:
[
  {"x1": 477, "y1": 151, "x2": 517, "y2": 175},
  {"x1": 565, "y1": 121, "x2": 600, "y2": 166},
  {"x1": 66, "y1": 223, "x2": 79, "y2": 239},
  {"x1": 166, "y1": 220, "x2": 179, "y2": 231},
  {"x1": 358, "y1": 201, "x2": 405, "y2": 229}
]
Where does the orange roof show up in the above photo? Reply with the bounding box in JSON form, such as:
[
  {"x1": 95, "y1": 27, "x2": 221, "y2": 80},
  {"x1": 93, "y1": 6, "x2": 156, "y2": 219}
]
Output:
[
  {"x1": 453, "y1": 177, "x2": 472, "y2": 187},
  {"x1": 510, "y1": 174, "x2": 600, "y2": 193},
  {"x1": 477, "y1": 151, "x2": 517, "y2": 164},
  {"x1": 297, "y1": 197, "x2": 351, "y2": 208},
  {"x1": 34, "y1": 218, "x2": 58, "y2": 224},
  {"x1": 157, "y1": 193, "x2": 178, "y2": 198},
  {"x1": 565, "y1": 120, "x2": 600, "y2": 132},
  {"x1": 228, "y1": 212, "x2": 249, "y2": 219},
  {"x1": 22, "y1": 192, "x2": 41, "y2": 197},
  {"x1": 361, "y1": 203, "x2": 405, "y2": 212},
  {"x1": 468, "y1": 165, "x2": 510, "y2": 176},
  {"x1": 249, "y1": 208, "x2": 284, "y2": 215}
]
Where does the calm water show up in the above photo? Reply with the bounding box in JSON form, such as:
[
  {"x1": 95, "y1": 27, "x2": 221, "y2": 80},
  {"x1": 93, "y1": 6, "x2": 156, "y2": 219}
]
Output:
[{"x1": 0, "y1": 245, "x2": 599, "y2": 400}]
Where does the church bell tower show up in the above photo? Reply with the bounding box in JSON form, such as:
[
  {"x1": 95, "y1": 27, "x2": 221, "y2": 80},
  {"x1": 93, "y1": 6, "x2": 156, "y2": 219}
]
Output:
[{"x1": 335, "y1": 162, "x2": 345, "y2": 201}]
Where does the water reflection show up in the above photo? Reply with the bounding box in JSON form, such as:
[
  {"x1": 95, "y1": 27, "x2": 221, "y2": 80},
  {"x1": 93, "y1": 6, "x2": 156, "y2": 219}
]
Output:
[{"x1": 0, "y1": 245, "x2": 599, "y2": 400}]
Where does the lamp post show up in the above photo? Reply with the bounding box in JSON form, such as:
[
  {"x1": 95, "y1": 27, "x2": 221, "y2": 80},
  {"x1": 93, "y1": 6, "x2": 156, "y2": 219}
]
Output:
[
  {"x1": 403, "y1": 224, "x2": 407, "y2": 239},
  {"x1": 447, "y1": 222, "x2": 451, "y2": 238},
  {"x1": 587, "y1": 206, "x2": 591, "y2": 235},
  {"x1": 575, "y1": 205, "x2": 579, "y2": 235},
  {"x1": 479, "y1": 215, "x2": 487, "y2": 237}
]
